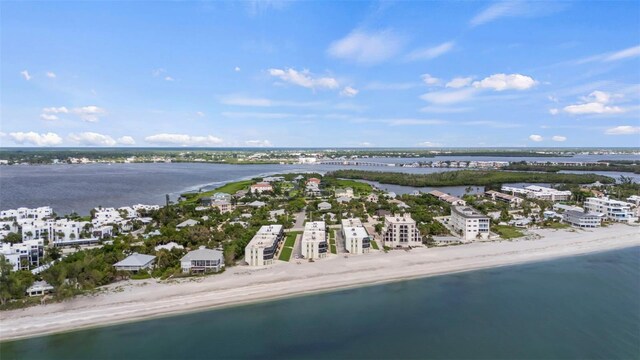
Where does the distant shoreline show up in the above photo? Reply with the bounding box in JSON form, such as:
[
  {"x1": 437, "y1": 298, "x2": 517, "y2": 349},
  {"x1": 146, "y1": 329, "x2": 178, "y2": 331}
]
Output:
[{"x1": 2, "y1": 225, "x2": 638, "y2": 342}]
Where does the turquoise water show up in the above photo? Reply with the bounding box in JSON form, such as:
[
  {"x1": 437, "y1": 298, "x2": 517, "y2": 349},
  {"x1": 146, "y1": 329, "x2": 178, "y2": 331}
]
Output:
[{"x1": 2, "y1": 247, "x2": 639, "y2": 359}]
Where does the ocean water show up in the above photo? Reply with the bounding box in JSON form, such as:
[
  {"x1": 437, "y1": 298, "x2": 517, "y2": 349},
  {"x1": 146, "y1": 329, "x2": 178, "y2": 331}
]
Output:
[{"x1": 2, "y1": 247, "x2": 639, "y2": 359}]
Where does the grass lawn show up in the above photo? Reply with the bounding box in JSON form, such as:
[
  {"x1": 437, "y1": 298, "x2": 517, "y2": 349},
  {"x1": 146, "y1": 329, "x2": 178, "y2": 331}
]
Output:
[
  {"x1": 329, "y1": 230, "x2": 337, "y2": 254},
  {"x1": 330, "y1": 245, "x2": 337, "y2": 254},
  {"x1": 370, "y1": 239, "x2": 379, "y2": 250},
  {"x1": 180, "y1": 180, "x2": 253, "y2": 205},
  {"x1": 279, "y1": 247, "x2": 293, "y2": 261},
  {"x1": 279, "y1": 231, "x2": 300, "y2": 261},
  {"x1": 336, "y1": 179, "x2": 372, "y2": 194},
  {"x1": 494, "y1": 225, "x2": 525, "y2": 239}
]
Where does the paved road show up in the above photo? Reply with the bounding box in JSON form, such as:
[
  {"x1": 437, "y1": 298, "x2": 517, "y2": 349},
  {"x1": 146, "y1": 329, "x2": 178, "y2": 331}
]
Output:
[
  {"x1": 334, "y1": 229, "x2": 346, "y2": 254},
  {"x1": 291, "y1": 209, "x2": 306, "y2": 231},
  {"x1": 291, "y1": 233, "x2": 303, "y2": 262}
]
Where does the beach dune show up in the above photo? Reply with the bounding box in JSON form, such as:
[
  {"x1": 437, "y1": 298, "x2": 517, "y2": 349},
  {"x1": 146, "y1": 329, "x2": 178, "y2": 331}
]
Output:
[{"x1": 1, "y1": 225, "x2": 638, "y2": 341}]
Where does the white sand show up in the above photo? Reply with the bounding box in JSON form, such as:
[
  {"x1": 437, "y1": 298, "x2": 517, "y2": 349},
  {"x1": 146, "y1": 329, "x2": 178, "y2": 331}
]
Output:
[{"x1": 1, "y1": 224, "x2": 638, "y2": 341}]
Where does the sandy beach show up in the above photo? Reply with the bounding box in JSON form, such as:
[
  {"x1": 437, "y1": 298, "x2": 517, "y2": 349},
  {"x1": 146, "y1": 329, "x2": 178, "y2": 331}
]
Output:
[{"x1": 1, "y1": 224, "x2": 638, "y2": 341}]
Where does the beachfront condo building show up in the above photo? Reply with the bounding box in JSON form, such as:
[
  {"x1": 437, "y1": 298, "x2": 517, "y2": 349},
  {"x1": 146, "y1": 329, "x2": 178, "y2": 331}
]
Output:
[
  {"x1": 501, "y1": 185, "x2": 571, "y2": 202},
  {"x1": 245, "y1": 224, "x2": 284, "y2": 267},
  {"x1": 584, "y1": 197, "x2": 636, "y2": 223},
  {"x1": 562, "y1": 210, "x2": 602, "y2": 228},
  {"x1": 341, "y1": 218, "x2": 371, "y2": 254},
  {"x1": 381, "y1": 214, "x2": 422, "y2": 248},
  {"x1": 450, "y1": 206, "x2": 491, "y2": 241},
  {"x1": 301, "y1": 221, "x2": 327, "y2": 260}
]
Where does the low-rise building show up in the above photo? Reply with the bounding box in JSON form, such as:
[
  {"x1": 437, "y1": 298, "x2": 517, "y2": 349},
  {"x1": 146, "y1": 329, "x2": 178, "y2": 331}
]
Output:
[
  {"x1": 26, "y1": 281, "x2": 54, "y2": 297},
  {"x1": 563, "y1": 210, "x2": 602, "y2": 228},
  {"x1": 211, "y1": 200, "x2": 235, "y2": 213},
  {"x1": 485, "y1": 190, "x2": 523, "y2": 207},
  {"x1": 181, "y1": 247, "x2": 225, "y2": 273},
  {"x1": 335, "y1": 187, "x2": 354, "y2": 198},
  {"x1": 0, "y1": 239, "x2": 44, "y2": 270},
  {"x1": 428, "y1": 190, "x2": 466, "y2": 206},
  {"x1": 247, "y1": 200, "x2": 266, "y2": 208},
  {"x1": 250, "y1": 182, "x2": 273, "y2": 194},
  {"x1": 450, "y1": 206, "x2": 490, "y2": 241},
  {"x1": 341, "y1": 218, "x2": 371, "y2": 254},
  {"x1": 113, "y1": 253, "x2": 156, "y2": 272},
  {"x1": 301, "y1": 221, "x2": 327, "y2": 259},
  {"x1": 501, "y1": 185, "x2": 571, "y2": 202},
  {"x1": 245, "y1": 225, "x2": 284, "y2": 267},
  {"x1": 176, "y1": 219, "x2": 199, "y2": 229},
  {"x1": 318, "y1": 201, "x2": 332, "y2": 211},
  {"x1": 381, "y1": 214, "x2": 422, "y2": 248},
  {"x1": 584, "y1": 197, "x2": 636, "y2": 223}
]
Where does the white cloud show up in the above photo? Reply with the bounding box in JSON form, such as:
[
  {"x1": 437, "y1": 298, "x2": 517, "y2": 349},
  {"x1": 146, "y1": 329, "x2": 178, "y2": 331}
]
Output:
[
  {"x1": 244, "y1": 139, "x2": 273, "y2": 147},
  {"x1": 9, "y1": 132, "x2": 62, "y2": 146},
  {"x1": 20, "y1": 70, "x2": 32, "y2": 81},
  {"x1": 46, "y1": 71, "x2": 57, "y2": 78},
  {"x1": 446, "y1": 77, "x2": 473, "y2": 88},
  {"x1": 417, "y1": 141, "x2": 441, "y2": 147},
  {"x1": 563, "y1": 91, "x2": 624, "y2": 115},
  {"x1": 267, "y1": 68, "x2": 339, "y2": 90},
  {"x1": 552, "y1": 135, "x2": 567, "y2": 142},
  {"x1": 117, "y1": 136, "x2": 136, "y2": 145},
  {"x1": 40, "y1": 114, "x2": 59, "y2": 121},
  {"x1": 43, "y1": 106, "x2": 69, "y2": 114},
  {"x1": 221, "y1": 96, "x2": 273, "y2": 107},
  {"x1": 221, "y1": 112, "x2": 294, "y2": 119},
  {"x1": 145, "y1": 133, "x2": 223, "y2": 146},
  {"x1": 196, "y1": 111, "x2": 205, "y2": 117},
  {"x1": 406, "y1": 41, "x2": 455, "y2": 61},
  {"x1": 164, "y1": 76, "x2": 174, "y2": 81},
  {"x1": 470, "y1": 1, "x2": 565, "y2": 27},
  {"x1": 68, "y1": 132, "x2": 117, "y2": 146},
  {"x1": 71, "y1": 106, "x2": 107, "y2": 122},
  {"x1": 340, "y1": 86, "x2": 359, "y2": 97},
  {"x1": 386, "y1": 118, "x2": 446, "y2": 126},
  {"x1": 420, "y1": 88, "x2": 477, "y2": 104},
  {"x1": 152, "y1": 68, "x2": 166, "y2": 77},
  {"x1": 472, "y1": 73, "x2": 537, "y2": 91},
  {"x1": 420, "y1": 106, "x2": 471, "y2": 113},
  {"x1": 421, "y1": 74, "x2": 440, "y2": 85},
  {"x1": 327, "y1": 29, "x2": 405, "y2": 65},
  {"x1": 604, "y1": 45, "x2": 640, "y2": 61},
  {"x1": 529, "y1": 134, "x2": 544, "y2": 142},
  {"x1": 549, "y1": 108, "x2": 559, "y2": 115},
  {"x1": 604, "y1": 126, "x2": 640, "y2": 135},
  {"x1": 234, "y1": 66, "x2": 241, "y2": 72},
  {"x1": 577, "y1": 45, "x2": 640, "y2": 64}
]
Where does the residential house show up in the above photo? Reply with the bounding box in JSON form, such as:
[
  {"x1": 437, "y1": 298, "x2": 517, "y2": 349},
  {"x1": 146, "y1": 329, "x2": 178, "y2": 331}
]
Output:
[
  {"x1": 335, "y1": 187, "x2": 354, "y2": 198},
  {"x1": 26, "y1": 281, "x2": 54, "y2": 297},
  {"x1": 113, "y1": 253, "x2": 156, "y2": 272},
  {"x1": 318, "y1": 201, "x2": 332, "y2": 211},
  {"x1": 250, "y1": 182, "x2": 273, "y2": 194},
  {"x1": 501, "y1": 185, "x2": 571, "y2": 202},
  {"x1": 428, "y1": 190, "x2": 467, "y2": 206},
  {"x1": 485, "y1": 190, "x2": 523, "y2": 207},
  {"x1": 563, "y1": 210, "x2": 602, "y2": 228},
  {"x1": 176, "y1": 219, "x2": 199, "y2": 229},
  {"x1": 181, "y1": 247, "x2": 225, "y2": 273}
]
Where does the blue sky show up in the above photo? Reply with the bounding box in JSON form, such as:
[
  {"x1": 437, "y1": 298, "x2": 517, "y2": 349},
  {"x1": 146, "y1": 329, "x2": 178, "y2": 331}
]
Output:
[{"x1": 1, "y1": 1, "x2": 639, "y2": 147}]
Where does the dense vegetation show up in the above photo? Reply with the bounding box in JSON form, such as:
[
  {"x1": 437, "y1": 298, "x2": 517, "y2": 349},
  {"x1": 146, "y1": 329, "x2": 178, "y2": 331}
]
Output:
[
  {"x1": 504, "y1": 162, "x2": 640, "y2": 174},
  {"x1": 327, "y1": 170, "x2": 616, "y2": 187}
]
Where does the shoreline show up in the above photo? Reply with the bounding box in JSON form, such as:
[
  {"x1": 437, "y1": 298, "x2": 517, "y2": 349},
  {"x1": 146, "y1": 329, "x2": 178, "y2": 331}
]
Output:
[{"x1": 1, "y1": 225, "x2": 639, "y2": 342}]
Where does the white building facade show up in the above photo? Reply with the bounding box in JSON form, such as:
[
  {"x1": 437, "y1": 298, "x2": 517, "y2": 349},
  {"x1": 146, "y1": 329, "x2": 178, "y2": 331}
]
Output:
[
  {"x1": 381, "y1": 214, "x2": 422, "y2": 248},
  {"x1": 450, "y1": 206, "x2": 491, "y2": 241},
  {"x1": 301, "y1": 221, "x2": 327, "y2": 260},
  {"x1": 245, "y1": 225, "x2": 284, "y2": 267},
  {"x1": 341, "y1": 218, "x2": 371, "y2": 254},
  {"x1": 584, "y1": 197, "x2": 636, "y2": 223}
]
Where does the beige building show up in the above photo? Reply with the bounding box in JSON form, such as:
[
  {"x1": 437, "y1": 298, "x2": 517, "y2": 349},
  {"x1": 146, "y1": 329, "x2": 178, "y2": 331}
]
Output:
[
  {"x1": 301, "y1": 221, "x2": 327, "y2": 260},
  {"x1": 450, "y1": 206, "x2": 490, "y2": 242},
  {"x1": 341, "y1": 218, "x2": 371, "y2": 254},
  {"x1": 381, "y1": 214, "x2": 422, "y2": 248},
  {"x1": 245, "y1": 225, "x2": 284, "y2": 267}
]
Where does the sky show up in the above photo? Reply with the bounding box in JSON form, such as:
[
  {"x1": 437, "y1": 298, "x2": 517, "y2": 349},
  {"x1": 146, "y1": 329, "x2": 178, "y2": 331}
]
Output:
[{"x1": 1, "y1": 1, "x2": 639, "y2": 148}]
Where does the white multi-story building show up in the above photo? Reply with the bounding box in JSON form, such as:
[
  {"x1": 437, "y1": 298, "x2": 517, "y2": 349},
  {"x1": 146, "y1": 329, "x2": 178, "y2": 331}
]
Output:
[
  {"x1": 211, "y1": 200, "x2": 235, "y2": 213},
  {"x1": 485, "y1": 190, "x2": 523, "y2": 207},
  {"x1": 0, "y1": 239, "x2": 44, "y2": 271},
  {"x1": 92, "y1": 208, "x2": 124, "y2": 227},
  {"x1": 245, "y1": 225, "x2": 284, "y2": 267},
  {"x1": 381, "y1": 214, "x2": 422, "y2": 248},
  {"x1": 584, "y1": 197, "x2": 636, "y2": 223},
  {"x1": 0, "y1": 206, "x2": 53, "y2": 221},
  {"x1": 450, "y1": 206, "x2": 491, "y2": 241},
  {"x1": 335, "y1": 187, "x2": 354, "y2": 198},
  {"x1": 341, "y1": 218, "x2": 371, "y2": 254},
  {"x1": 501, "y1": 185, "x2": 571, "y2": 202},
  {"x1": 301, "y1": 221, "x2": 327, "y2": 260},
  {"x1": 563, "y1": 210, "x2": 602, "y2": 228}
]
